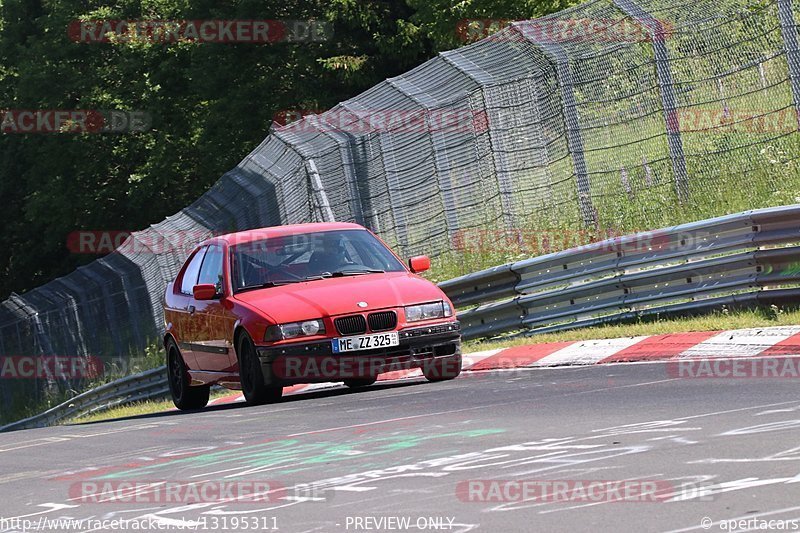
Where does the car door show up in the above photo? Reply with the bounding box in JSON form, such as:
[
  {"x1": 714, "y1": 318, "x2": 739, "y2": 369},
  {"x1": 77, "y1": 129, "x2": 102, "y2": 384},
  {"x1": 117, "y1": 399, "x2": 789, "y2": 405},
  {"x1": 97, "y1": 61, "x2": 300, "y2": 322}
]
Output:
[
  {"x1": 189, "y1": 244, "x2": 236, "y2": 372},
  {"x1": 172, "y1": 246, "x2": 207, "y2": 369}
]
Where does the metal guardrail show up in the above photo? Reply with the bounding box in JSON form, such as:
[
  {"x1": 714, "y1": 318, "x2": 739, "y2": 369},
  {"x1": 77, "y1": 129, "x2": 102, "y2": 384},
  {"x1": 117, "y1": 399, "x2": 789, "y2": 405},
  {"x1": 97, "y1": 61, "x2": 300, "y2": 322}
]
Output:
[
  {"x1": 0, "y1": 366, "x2": 168, "y2": 432},
  {"x1": 441, "y1": 205, "x2": 800, "y2": 340},
  {"x1": 5, "y1": 205, "x2": 800, "y2": 431}
]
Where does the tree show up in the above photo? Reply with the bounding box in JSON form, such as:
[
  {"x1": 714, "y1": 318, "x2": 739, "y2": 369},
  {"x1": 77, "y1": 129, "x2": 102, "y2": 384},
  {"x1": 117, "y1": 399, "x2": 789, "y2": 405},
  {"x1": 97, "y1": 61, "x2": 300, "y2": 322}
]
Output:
[{"x1": 0, "y1": 0, "x2": 575, "y2": 299}]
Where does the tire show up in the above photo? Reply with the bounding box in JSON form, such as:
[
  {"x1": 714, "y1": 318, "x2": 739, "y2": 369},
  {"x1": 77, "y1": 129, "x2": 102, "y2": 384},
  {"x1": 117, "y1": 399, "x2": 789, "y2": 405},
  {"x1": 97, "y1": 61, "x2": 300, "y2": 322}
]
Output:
[
  {"x1": 422, "y1": 354, "x2": 462, "y2": 382},
  {"x1": 344, "y1": 377, "x2": 377, "y2": 388},
  {"x1": 237, "y1": 333, "x2": 283, "y2": 405},
  {"x1": 167, "y1": 341, "x2": 210, "y2": 410}
]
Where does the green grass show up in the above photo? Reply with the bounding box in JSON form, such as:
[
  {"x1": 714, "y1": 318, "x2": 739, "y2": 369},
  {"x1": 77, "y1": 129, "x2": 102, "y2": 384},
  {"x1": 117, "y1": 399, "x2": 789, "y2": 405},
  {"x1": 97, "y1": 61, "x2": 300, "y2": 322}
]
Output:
[
  {"x1": 65, "y1": 388, "x2": 234, "y2": 425},
  {"x1": 464, "y1": 306, "x2": 800, "y2": 352},
  {"x1": 422, "y1": 140, "x2": 800, "y2": 285},
  {"x1": 68, "y1": 398, "x2": 178, "y2": 424},
  {"x1": 418, "y1": 36, "x2": 800, "y2": 285},
  {"x1": 1, "y1": 342, "x2": 166, "y2": 427}
]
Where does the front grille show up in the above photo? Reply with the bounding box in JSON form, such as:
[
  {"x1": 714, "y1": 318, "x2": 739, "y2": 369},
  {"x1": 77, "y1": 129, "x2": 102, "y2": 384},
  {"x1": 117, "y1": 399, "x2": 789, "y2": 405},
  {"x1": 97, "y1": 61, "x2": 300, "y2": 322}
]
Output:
[
  {"x1": 368, "y1": 311, "x2": 397, "y2": 332},
  {"x1": 335, "y1": 315, "x2": 367, "y2": 336}
]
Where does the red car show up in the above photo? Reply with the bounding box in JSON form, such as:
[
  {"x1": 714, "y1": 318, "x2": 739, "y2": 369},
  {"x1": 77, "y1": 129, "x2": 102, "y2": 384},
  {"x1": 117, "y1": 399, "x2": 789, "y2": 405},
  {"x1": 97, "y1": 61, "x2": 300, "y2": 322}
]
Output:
[{"x1": 163, "y1": 222, "x2": 462, "y2": 410}]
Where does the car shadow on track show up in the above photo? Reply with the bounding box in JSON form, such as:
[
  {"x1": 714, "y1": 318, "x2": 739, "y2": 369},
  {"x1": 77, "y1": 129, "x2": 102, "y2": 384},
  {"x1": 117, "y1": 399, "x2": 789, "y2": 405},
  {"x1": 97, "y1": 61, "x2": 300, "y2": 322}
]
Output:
[{"x1": 67, "y1": 378, "x2": 430, "y2": 427}]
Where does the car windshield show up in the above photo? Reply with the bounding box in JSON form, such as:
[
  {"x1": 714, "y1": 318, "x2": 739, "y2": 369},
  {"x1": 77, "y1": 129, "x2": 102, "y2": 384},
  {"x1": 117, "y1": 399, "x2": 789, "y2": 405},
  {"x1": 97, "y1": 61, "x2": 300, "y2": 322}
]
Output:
[{"x1": 230, "y1": 229, "x2": 407, "y2": 292}]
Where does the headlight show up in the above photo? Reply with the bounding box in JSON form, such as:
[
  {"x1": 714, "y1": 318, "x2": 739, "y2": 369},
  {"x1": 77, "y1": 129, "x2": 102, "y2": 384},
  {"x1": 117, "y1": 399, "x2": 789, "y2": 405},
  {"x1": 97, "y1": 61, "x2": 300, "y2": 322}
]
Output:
[
  {"x1": 264, "y1": 319, "x2": 326, "y2": 341},
  {"x1": 404, "y1": 301, "x2": 453, "y2": 322}
]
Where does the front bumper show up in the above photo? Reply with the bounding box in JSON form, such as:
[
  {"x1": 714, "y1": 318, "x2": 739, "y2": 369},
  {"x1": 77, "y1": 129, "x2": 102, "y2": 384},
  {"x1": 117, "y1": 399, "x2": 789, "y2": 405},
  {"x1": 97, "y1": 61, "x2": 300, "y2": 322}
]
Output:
[{"x1": 256, "y1": 321, "x2": 461, "y2": 385}]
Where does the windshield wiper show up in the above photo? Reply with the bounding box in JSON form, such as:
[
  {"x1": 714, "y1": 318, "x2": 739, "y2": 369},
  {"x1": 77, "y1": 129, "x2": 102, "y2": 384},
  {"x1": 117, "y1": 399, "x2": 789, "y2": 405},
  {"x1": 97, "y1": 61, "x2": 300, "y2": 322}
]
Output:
[
  {"x1": 236, "y1": 280, "x2": 297, "y2": 292},
  {"x1": 301, "y1": 274, "x2": 330, "y2": 282},
  {"x1": 327, "y1": 269, "x2": 385, "y2": 277},
  {"x1": 241, "y1": 270, "x2": 387, "y2": 290}
]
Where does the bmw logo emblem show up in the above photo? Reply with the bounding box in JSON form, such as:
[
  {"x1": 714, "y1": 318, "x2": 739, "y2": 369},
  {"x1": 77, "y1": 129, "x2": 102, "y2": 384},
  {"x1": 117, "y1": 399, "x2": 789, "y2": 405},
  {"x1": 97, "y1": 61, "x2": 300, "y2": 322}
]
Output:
[{"x1": 357, "y1": 301, "x2": 368, "y2": 308}]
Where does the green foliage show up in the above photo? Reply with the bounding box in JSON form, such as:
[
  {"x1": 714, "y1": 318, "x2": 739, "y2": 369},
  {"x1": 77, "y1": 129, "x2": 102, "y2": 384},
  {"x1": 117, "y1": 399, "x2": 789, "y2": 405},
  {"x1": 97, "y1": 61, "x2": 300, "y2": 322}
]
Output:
[
  {"x1": 463, "y1": 305, "x2": 800, "y2": 351},
  {"x1": 0, "y1": 0, "x2": 496, "y2": 299},
  {"x1": 0, "y1": 340, "x2": 165, "y2": 426},
  {"x1": 407, "y1": 0, "x2": 579, "y2": 50}
]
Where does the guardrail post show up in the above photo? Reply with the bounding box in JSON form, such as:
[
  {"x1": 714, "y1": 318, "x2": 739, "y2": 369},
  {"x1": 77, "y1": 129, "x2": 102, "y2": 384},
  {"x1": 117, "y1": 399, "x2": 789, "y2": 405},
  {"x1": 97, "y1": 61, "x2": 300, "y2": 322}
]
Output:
[
  {"x1": 440, "y1": 51, "x2": 521, "y2": 232},
  {"x1": 525, "y1": 77, "x2": 555, "y2": 207},
  {"x1": 473, "y1": 87, "x2": 520, "y2": 231},
  {"x1": 385, "y1": 78, "x2": 461, "y2": 245},
  {"x1": 777, "y1": 0, "x2": 800, "y2": 129},
  {"x1": 13, "y1": 319, "x2": 22, "y2": 355},
  {"x1": 612, "y1": 0, "x2": 690, "y2": 203},
  {"x1": 426, "y1": 116, "x2": 461, "y2": 245},
  {"x1": 306, "y1": 159, "x2": 336, "y2": 222},
  {"x1": 337, "y1": 101, "x2": 410, "y2": 251},
  {"x1": 271, "y1": 130, "x2": 324, "y2": 224},
  {"x1": 376, "y1": 130, "x2": 410, "y2": 250},
  {"x1": 314, "y1": 114, "x2": 367, "y2": 225},
  {"x1": 511, "y1": 23, "x2": 596, "y2": 228},
  {"x1": 106, "y1": 259, "x2": 145, "y2": 350},
  {"x1": 7, "y1": 294, "x2": 53, "y2": 357}
]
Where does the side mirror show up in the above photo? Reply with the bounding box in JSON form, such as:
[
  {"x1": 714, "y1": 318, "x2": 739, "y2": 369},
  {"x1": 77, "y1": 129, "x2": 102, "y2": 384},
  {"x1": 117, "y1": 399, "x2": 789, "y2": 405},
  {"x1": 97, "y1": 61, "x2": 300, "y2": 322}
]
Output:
[
  {"x1": 193, "y1": 284, "x2": 219, "y2": 301},
  {"x1": 408, "y1": 255, "x2": 431, "y2": 274}
]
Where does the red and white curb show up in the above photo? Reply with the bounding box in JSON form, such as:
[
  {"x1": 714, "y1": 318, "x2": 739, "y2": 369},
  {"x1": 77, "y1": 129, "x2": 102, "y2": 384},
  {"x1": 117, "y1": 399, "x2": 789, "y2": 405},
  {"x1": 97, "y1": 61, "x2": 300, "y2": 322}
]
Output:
[{"x1": 208, "y1": 325, "x2": 800, "y2": 406}]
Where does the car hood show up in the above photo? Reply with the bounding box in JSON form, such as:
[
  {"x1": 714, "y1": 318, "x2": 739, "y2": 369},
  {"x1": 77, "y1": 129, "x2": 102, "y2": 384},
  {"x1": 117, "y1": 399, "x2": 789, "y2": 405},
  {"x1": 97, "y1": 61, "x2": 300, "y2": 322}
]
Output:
[{"x1": 233, "y1": 272, "x2": 445, "y2": 322}]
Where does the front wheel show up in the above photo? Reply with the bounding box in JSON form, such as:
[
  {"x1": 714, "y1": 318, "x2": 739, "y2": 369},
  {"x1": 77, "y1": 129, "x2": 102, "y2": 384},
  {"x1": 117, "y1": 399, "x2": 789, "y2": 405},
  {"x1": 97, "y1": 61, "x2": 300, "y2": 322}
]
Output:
[
  {"x1": 167, "y1": 341, "x2": 210, "y2": 410},
  {"x1": 237, "y1": 333, "x2": 283, "y2": 405},
  {"x1": 422, "y1": 355, "x2": 462, "y2": 382}
]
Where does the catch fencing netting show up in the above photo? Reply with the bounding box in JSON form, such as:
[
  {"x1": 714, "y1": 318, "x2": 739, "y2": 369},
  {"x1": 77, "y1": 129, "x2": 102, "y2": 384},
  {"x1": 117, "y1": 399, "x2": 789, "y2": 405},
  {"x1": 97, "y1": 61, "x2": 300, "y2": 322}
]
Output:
[{"x1": 2, "y1": 0, "x2": 799, "y2": 421}]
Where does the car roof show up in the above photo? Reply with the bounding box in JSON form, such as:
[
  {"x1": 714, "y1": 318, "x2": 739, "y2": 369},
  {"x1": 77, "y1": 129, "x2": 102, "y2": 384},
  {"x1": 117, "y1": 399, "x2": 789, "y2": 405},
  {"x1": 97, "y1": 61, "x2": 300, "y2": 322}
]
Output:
[{"x1": 199, "y1": 222, "x2": 366, "y2": 247}]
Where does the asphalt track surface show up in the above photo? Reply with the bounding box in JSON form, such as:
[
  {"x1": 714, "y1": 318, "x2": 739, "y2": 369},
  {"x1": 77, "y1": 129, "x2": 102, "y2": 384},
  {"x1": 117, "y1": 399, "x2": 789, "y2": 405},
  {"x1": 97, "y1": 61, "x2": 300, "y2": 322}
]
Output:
[{"x1": 1, "y1": 362, "x2": 800, "y2": 533}]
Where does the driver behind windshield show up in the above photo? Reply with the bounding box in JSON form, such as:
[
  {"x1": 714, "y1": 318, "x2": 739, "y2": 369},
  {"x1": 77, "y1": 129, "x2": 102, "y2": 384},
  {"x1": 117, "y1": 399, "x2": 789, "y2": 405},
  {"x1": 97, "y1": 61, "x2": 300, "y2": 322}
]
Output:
[{"x1": 307, "y1": 233, "x2": 350, "y2": 275}]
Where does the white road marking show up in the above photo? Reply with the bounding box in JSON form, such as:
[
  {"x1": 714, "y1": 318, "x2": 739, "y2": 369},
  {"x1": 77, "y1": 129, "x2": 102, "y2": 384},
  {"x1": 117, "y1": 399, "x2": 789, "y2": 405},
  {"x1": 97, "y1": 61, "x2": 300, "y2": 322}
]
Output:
[
  {"x1": 533, "y1": 337, "x2": 649, "y2": 366},
  {"x1": 677, "y1": 326, "x2": 800, "y2": 359}
]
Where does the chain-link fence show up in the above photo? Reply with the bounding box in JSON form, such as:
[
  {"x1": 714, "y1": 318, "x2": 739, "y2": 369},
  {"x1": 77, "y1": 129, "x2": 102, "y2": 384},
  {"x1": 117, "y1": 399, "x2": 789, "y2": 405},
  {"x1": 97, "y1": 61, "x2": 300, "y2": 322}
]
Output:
[{"x1": 2, "y1": 0, "x2": 799, "y2": 422}]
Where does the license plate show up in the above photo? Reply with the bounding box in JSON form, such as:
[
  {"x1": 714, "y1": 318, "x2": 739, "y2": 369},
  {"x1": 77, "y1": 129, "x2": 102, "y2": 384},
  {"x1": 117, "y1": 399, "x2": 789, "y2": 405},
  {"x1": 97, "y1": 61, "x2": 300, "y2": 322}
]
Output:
[{"x1": 332, "y1": 332, "x2": 399, "y2": 353}]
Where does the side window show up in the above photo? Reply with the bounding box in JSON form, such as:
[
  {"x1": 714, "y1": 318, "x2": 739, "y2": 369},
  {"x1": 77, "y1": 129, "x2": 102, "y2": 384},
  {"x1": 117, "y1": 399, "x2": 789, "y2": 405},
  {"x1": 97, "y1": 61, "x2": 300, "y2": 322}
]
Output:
[
  {"x1": 180, "y1": 247, "x2": 207, "y2": 295},
  {"x1": 197, "y1": 245, "x2": 224, "y2": 294}
]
